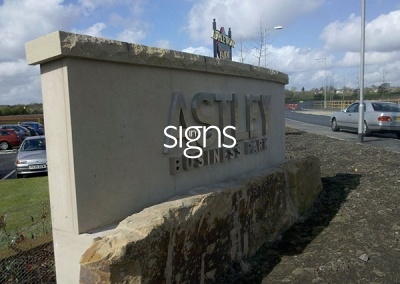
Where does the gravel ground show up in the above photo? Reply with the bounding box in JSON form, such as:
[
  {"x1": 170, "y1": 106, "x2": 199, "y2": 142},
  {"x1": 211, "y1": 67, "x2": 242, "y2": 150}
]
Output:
[{"x1": 224, "y1": 127, "x2": 400, "y2": 283}]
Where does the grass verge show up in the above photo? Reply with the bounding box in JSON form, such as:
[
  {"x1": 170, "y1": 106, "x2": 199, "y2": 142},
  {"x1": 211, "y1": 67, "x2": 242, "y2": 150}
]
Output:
[{"x1": 0, "y1": 177, "x2": 51, "y2": 250}]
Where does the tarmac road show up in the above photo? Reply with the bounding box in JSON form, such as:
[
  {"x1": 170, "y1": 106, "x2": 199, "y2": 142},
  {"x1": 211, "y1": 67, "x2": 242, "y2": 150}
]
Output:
[
  {"x1": 0, "y1": 150, "x2": 17, "y2": 180},
  {"x1": 285, "y1": 110, "x2": 400, "y2": 153}
]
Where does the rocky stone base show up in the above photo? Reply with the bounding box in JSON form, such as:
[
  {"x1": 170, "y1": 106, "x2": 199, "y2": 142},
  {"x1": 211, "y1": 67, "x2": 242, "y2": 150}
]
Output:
[{"x1": 80, "y1": 156, "x2": 322, "y2": 283}]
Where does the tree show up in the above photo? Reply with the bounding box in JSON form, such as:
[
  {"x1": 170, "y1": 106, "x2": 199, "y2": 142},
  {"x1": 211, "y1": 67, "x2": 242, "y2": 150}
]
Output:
[
  {"x1": 314, "y1": 93, "x2": 324, "y2": 101},
  {"x1": 236, "y1": 39, "x2": 246, "y2": 63},
  {"x1": 0, "y1": 103, "x2": 43, "y2": 116},
  {"x1": 352, "y1": 89, "x2": 359, "y2": 100},
  {"x1": 247, "y1": 19, "x2": 267, "y2": 67},
  {"x1": 247, "y1": 17, "x2": 279, "y2": 68},
  {"x1": 285, "y1": 89, "x2": 294, "y2": 101},
  {"x1": 378, "y1": 82, "x2": 390, "y2": 99}
]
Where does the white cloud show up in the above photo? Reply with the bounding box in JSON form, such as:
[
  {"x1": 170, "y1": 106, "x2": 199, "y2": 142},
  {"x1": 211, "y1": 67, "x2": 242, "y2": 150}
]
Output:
[
  {"x1": 1, "y1": 0, "x2": 400, "y2": 104},
  {"x1": 320, "y1": 14, "x2": 360, "y2": 52},
  {"x1": 0, "y1": 62, "x2": 40, "y2": 105},
  {"x1": 183, "y1": 0, "x2": 339, "y2": 91},
  {"x1": 321, "y1": 10, "x2": 400, "y2": 53},
  {"x1": 74, "y1": 22, "x2": 107, "y2": 38},
  {"x1": 317, "y1": 9, "x2": 400, "y2": 89},
  {"x1": 0, "y1": 0, "x2": 81, "y2": 104},
  {"x1": 182, "y1": 46, "x2": 212, "y2": 57},
  {"x1": 187, "y1": 0, "x2": 324, "y2": 45},
  {"x1": 81, "y1": 1, "x2": 148, "y2": 43},
  {"x1": 366, "y1": 51, "x2": 400, "y2": 66},
  {"x1": 0, "y1": 0, "x2": 80, "y2": 61},
  {"x1": 337, "y1": 52, "x2": 359, "y2": 67},
  {"x1": 0, "y1": 60, "x2": 30, "y2": 78},
  {"x1": 156, "y1": 40, "x2": 172, "y2": 50},
  {"x1": 117, "y1": 29, "x2": 146, "y2": 43},
  {"x1": 78, "y1": 0, "x2": 143, "y2": 12},
  {"x1": 367, "y1": 10, "x2": 400, "y2": 52}
]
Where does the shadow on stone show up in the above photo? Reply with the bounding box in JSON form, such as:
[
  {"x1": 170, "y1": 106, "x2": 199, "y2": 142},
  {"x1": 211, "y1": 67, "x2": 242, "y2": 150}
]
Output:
[{"x1": 217, "y1": 173, "x2": 361, "y2": 283}]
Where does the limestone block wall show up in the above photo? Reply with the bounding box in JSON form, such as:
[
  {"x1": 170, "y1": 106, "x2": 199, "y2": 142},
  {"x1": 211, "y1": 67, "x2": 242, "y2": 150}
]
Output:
[{"x1": 80, "y1": 156, "x2": 322, "y2": 283}]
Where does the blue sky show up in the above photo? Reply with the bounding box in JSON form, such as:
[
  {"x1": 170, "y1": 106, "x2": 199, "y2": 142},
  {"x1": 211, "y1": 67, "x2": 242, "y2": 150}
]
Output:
[{"x1": 1, "y1": 0, "x2": 400, "y2": 104}]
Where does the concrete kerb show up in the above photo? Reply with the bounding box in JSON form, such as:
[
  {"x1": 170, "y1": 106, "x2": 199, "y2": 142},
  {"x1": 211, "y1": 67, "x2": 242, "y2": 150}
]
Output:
[{"x1": 295, "y1": 109, "x2": 335, "y2": 116}]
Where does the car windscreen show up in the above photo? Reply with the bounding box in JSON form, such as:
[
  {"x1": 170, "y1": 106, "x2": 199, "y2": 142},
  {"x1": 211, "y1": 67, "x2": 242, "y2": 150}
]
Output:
[
  {"x1": 371, "y1": 103, "x2": 400, "y2": 112},
  {"x1": 21, "y1": 138, "x2": 46, "y2": 151}
]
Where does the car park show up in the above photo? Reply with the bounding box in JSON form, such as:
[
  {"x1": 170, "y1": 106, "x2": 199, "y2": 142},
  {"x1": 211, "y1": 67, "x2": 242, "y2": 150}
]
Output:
[
  {"x1": 330, "y1": 101, "x2": 400, "y2": 138},
  {"x1": 0, "y1": 129, "x2": 21, "y2": 150},
  {"x1": 0, "y1": 124, "x2": 31, "y2": 140},
  {"x1": 19, "y1": 121, "x2": 45, "y2": 135},
  {"x1": 15, "y1": 136, "x2": 47, "y2": 178}
]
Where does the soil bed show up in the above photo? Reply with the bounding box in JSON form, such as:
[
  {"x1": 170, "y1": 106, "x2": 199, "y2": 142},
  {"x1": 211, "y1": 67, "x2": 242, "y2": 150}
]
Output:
[{"x1": 220, "y1": 127, "x2": 400, "y2": 283}]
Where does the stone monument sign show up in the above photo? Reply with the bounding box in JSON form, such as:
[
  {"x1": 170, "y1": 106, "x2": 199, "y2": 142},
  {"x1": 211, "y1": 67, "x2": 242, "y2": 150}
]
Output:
[{"x1": 25, "y1": 31, "x2": 288, "y2": 283}]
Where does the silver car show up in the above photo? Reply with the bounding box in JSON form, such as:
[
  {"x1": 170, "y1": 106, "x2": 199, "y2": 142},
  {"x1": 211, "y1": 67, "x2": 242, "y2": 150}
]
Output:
[
  {"x1": 15, "y1": 136, "x2": 47, "y2": 178},
  {"x1": 330, "y1": 101, "x2": 400, "y2": 138}
]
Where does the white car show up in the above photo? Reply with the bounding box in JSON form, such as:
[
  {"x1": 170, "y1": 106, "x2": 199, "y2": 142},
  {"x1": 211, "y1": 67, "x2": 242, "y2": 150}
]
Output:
[{"x1": 330, "y1": 101, "x2": 400, "y2": 138}]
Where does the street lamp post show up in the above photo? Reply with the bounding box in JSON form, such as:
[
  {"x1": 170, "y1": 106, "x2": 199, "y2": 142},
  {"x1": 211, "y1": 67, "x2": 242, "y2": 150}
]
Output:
[
  {"x1": 358, "y1": 0, "x2": 366, "y2": 143},
  {"x1": 264, "y1": 26, "x2": 283, "y2": 68},
  {"x1": 315, "y1": 57, "x2": 327, "y2": 109}
]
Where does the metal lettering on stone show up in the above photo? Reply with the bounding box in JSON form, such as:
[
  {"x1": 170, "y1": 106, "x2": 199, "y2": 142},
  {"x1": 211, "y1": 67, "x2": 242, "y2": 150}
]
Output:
[{"x1": 163, "y1": 91, "x2": 272, "y2": 175}]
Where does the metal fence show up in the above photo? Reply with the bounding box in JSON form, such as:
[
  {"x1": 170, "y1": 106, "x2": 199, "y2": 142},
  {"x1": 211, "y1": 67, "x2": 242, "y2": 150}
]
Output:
[
  {"x1": 313, "y1": 100, "x2": 354, "y2": 109},
  {"x1": 0, "y1": 203, "x2": 55, "y2": 283},
  {"x1": 312, "y1": 99, "x2": 400, "y2": 109}
]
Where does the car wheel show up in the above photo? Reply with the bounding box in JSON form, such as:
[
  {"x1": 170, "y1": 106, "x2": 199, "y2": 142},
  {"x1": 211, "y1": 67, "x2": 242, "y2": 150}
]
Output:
[
  {"x1": 331, "y1": 118, "x2": 339, "y2": 132},
  {"x1": 0, "y1": 141, "x2": 10, "y2": 150},
  {"x1": 396, "y1": 133, "x2": 400, "y2": 139},
  {"x1": 363, "y1": 121, "x2": 371, "y2": 136}
]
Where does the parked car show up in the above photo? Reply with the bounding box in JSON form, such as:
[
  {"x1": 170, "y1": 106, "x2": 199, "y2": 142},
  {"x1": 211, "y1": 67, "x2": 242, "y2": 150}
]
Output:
[
  {"x1": 19, "y1": 121, "x2": 45, "y2": 135},
  {"x1": 0, "y1": 124, "x2": 30, "y2": 140},
  {"x1": 0, "y1": 129, "x2": 21, "y2": 150},
  {"x1": 330, "y1": 101, "x2": 400, "y2": 138},
  {"x1": 20, "y1": 124, "x2": 39, "y2": 136},
  {"x1": 15, "y1": 136, "x2": 47, "y2": 178}
]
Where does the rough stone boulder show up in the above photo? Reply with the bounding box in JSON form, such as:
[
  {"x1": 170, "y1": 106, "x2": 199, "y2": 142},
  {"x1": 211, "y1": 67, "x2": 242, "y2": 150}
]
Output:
[{"x1": 80, "y1": 156, "x2": 322, "y2": 283}]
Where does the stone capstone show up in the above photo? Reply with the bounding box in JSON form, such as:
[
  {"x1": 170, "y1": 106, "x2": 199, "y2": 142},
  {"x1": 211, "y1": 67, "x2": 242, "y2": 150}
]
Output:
[
  {"x1": 80, "y1": 156, "x2": 322, "y2": 283},
  {"x1": 25, "y1": 31, "x2": 288, "y2": 85}
]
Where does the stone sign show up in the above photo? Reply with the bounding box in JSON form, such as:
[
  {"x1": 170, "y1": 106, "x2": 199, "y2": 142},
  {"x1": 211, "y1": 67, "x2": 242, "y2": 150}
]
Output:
[{"x1": 25, "y1": 31, "x2": 288, "y2": 283}]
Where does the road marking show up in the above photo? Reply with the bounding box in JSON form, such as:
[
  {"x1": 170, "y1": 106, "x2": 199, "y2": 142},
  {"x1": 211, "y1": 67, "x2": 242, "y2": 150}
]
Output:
[
  {"x1": 0, "y1": 150, "x2": 17, "y2": 155},
  {"x1": 2, "y1": 170, "x2": 15, "y2": 180}
]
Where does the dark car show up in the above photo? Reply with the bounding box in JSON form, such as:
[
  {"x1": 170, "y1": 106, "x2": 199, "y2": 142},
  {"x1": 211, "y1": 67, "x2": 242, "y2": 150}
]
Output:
[
  {"x1": 330, "y1": 101, "x2": 400, "y2": 138},
  {"x1": 15, "y1": 136, "x2": 47, "y2": 178},
  {"x1": 20, "y1": 124, "x2": 39, "y2": 136},
  {"x1": 0, "y1": 129, "x2": 21, "y2": 150},
  {"x1": 19, "y1": 121, "x2": 45, "y2": 135}
]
